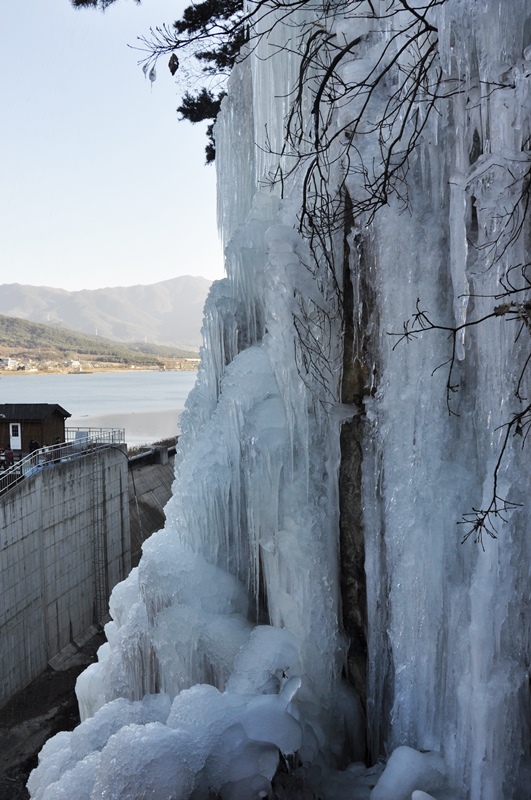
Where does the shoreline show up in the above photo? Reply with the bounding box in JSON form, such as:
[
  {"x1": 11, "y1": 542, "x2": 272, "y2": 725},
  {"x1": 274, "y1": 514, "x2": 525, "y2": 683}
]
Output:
[{"x1": 0, "y1": 366, "x2": 198, "y2": 377}]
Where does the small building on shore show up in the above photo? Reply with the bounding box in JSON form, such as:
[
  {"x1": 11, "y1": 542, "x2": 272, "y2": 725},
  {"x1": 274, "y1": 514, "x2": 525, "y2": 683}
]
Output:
[
  {"x1": 0, "y1": 404, "x2": 71, "y2": 453},
  {"x1": 0, "y1": 358, "x2": 18, "y2": 370}
]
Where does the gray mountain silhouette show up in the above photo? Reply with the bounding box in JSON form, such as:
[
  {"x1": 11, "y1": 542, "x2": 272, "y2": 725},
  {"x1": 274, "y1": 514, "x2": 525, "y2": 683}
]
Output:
[{"x1": 0, "y1": 276, "x2": 213, "y2": 351}]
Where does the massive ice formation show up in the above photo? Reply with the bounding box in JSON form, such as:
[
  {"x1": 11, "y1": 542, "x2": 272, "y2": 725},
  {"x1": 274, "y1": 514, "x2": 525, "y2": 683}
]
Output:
[{"x1": 29, "y1": 1, "x2": 529, "y2": 798}]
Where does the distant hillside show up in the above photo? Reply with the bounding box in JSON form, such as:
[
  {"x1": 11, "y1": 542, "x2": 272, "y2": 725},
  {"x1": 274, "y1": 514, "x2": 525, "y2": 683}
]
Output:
[
  {"x1": 0, "y1": 315, "x2": 198, "y2": 369},
  {"x1": 0, "y1": 276, "x2": 213, "y2": 351}
]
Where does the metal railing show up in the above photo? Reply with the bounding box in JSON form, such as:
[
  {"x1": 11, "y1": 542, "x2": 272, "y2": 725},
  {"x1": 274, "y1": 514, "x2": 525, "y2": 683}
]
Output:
[
  {"x1": 65, "y1": 427, "x2": 125, "y2": 445},
  {"x1": 0, "y1": 428, "x2": 126, "y2": 498}
]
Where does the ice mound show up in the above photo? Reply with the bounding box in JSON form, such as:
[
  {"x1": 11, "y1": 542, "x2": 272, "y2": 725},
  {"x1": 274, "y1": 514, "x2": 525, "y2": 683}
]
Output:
[
  {"x1": 27, "y1": 694, "x2": 172, "y2": 800},
  {"x1": 29, "y1": 620, "x2": 374, "y2": 799},
  {"x1": 91, "y1": 723, "x2": 195, "y2": 799},
  {"x1": 29, "y1": 673, "x2": 306, "y2": 798},
  {"x1": 227, "y1": 625, "x2": 302, "y2": 694},
  {"x1": 370, "y1": 746, "x2": 446, "y2": 800},
  {"x1": 411, "y1": 792, "x2": 440, "y2": 800}
]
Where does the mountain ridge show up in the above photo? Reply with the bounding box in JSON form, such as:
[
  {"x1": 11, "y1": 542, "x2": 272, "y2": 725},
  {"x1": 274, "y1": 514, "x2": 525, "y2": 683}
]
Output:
[{"x1": 0, "y1": 276, "x2": 213, "y2": 351}]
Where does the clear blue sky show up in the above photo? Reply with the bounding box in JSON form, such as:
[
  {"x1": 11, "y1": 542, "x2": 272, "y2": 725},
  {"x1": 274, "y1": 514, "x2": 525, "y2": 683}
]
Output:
[{"x1": 0, "y1": 0, "x2": 224, "y2": 291}]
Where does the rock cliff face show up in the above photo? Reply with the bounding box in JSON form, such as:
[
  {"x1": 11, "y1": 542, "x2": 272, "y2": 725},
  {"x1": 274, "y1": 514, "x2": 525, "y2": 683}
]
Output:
[
  {"x1": 28, "y1": 3, "x2": 530, "y2": 799},
  {"x1": 128, "y1": 449, "x2": 176, "y2": 566}
]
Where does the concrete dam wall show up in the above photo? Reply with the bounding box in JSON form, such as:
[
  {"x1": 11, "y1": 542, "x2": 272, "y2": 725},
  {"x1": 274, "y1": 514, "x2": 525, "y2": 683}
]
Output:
[{"x1": 0, "y1": 448, "x2": 130, "y2": 708}]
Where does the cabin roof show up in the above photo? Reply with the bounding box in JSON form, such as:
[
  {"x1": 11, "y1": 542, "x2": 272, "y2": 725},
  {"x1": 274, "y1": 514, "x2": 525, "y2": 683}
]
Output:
[{"x1": 0, "y1": 403, "x2": 71, "y2": 421}]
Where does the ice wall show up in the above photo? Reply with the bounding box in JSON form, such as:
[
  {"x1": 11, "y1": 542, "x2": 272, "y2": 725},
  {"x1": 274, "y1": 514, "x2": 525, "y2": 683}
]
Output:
[
  {"x1": 356, "y1": 6, "x2": 531, "y2": 797},
  {"x1": 29, "y1": 1, "x2": 529, "y2": 799}
]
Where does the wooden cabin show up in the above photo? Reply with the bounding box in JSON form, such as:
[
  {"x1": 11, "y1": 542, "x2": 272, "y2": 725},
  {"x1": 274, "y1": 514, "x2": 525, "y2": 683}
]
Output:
[{"x1": 0, "y1": 404, "x2": 71, "y2": 454}]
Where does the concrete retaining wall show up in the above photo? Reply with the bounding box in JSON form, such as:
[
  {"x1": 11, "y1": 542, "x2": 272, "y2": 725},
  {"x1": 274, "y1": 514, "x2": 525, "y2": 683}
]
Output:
[
  {"x1": 128, "y1": 448, "x2": 175, "y2": 566},
  {"x1": 0, "y1": 447, "x2": 130, "y2": 708}
]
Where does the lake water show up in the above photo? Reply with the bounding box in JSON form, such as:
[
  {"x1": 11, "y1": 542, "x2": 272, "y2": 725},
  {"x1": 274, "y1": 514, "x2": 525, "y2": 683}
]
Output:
[{"x1": 0, "y1": 370, "x2": 198, "y2": 446}]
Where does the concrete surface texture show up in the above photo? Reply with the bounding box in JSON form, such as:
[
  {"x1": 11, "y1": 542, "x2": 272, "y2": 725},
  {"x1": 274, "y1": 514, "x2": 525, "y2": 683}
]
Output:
[{"x1": 0, "y1": 448, "x2": 130, "y2": 707}]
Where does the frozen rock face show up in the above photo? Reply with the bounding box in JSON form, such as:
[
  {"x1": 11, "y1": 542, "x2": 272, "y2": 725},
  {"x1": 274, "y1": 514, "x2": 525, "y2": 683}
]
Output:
[
  {"x1": 29, "y1": 1, "x2": 529, "y2": 799},
  {"x1": 353, "y1": 5, "x2": 531, "y2": 799}
]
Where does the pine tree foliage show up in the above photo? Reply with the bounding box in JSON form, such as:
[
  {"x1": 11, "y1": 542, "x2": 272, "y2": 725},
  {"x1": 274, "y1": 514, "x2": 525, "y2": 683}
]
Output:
[
  {"x1": 177, "y1": 88, "x2": 226, "y2": 162},
  {"x1": 70, "y1": 0, "x2": 139, "y2": 9},
  {"x1": 138, "y1": 0, "x2": 245, "y2": 161},
  {"x1": 177, "y1": 88, "x2": 224, "y2": 124},
  {"x1": 173, "y1": 0, "x2": 243, "y2": 37},
  {"x1": 71, "y1": 0, "x2": 244, "y2": 161}
]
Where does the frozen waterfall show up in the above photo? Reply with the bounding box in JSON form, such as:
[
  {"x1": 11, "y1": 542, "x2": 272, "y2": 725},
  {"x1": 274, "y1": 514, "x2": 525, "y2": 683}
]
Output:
[{"x1": 29, "y1": 1, "x2": 529, "y2": 799}]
